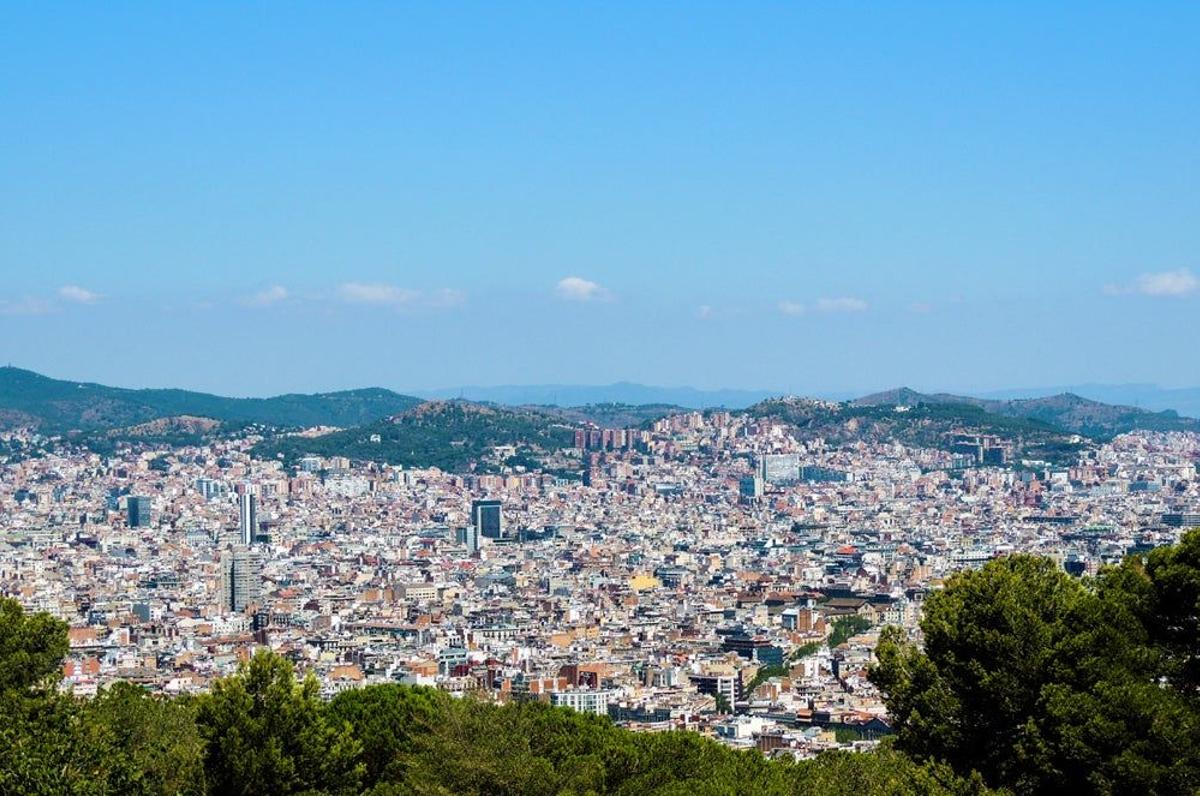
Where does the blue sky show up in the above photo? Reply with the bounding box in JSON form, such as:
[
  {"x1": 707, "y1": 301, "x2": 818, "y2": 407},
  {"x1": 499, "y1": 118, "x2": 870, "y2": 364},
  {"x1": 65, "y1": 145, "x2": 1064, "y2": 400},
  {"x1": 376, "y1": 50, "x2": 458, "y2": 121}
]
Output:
[{"x1": 1, "y1": 3, "x2": 1197, "y2": 397}]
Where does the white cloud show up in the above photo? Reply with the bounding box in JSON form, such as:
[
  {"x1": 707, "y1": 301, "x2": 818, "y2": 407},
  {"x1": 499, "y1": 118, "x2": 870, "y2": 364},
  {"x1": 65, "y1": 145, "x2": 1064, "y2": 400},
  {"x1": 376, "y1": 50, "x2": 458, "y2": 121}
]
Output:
[
  {"x1": 815, "y1": 297, "x2": 868, "y2": 313},
  {"x1": 58, "y1": 285, "x2": 101, "y2": 304},
  {"x1": 778, "y1": 300, "x2": 806, "y2": 316},
  {"x1": 1135, "y1": 269, "x2": 1197, "y2": 297},
  {"x1": 0, "y1": 297, "x2": 54, "y2": 316},
  {"x1": 244, "y1": 285, "x2": 289, "y2": 307},
  {"x1": 696, "y1": 304, "x2": 714, "y2": 320},
  {"x1": 1106, "y1": 269, "x2": 1199, "y2": 298},
  {"x1": 332, "y1": 282, "x2": 464, "y2": 310},
  {"x1": 336, "y1": 282, "x2": 420, "y2": 306},
  {"x1": 555, "y1": 276, "x2": 609, "y2": 302},
  {"x1": 908, "y1": 301, "x2": 933, "y2": 314}
]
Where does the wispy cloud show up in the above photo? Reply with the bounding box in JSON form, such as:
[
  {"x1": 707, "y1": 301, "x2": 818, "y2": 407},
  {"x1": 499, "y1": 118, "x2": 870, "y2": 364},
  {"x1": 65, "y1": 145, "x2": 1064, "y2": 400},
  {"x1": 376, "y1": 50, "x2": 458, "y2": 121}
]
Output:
[
  {"x1": 555, "y1": 276, "x2": 610, "y2": 302},
  {"x1": 908, "y1": 301, "x2": 933, "y2": 314},
  {"x1": 1135, "y1": 269, "x2": 1197, "y2": 297},
  {"x1": 778, "y1": 300, "x2": 806, "y2": 316},
  {"x1": 0, "y1": 297, "x2": 54, "y2": 316},
  {"x1": 333, "y1": 282, "x2": 464, "y2": 310},
  {"x1": 336, "y1": 282, "x2": 420, "y2": 307},
  {"x1": 696, "y1": 304, "x2": 714, "y2": 320},
  {"x1": 1105, "y1": 269, "x2": 1198, "y2": 298},
  {"x1": 58, "y1": 285, "x2": 101, "y2": 304},
  {"x1": 243, "y1": 285, "x2": 289, "y2": 307},
  {"x1": 780, "y1": 297, "x2": 868, "y2": 316},
  {"x1": 815, "y1": 296, "x2": 868, "y2": 313}
]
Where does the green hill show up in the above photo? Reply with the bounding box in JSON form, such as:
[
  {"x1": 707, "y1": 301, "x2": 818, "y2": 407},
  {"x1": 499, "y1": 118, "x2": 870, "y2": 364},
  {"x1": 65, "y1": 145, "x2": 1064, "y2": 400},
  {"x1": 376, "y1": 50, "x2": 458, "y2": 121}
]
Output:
[
  {"x1": 748, "y1": 396, "x2": 1084, "y2": 463},
  {"x1": 0, "y1": 367, "x2": 422, "y2": 432},
  {"x1": 536, "y1": 401, "x2": 682, "y2": 428},
  {"x1": 853, "y1": 387, "x2": 1200, "y2": 438},
  {"x1": 746, "y1": 386, "x2": 1200, "y2": 465},
  {"x1": 252, "y1": 399, "x2": 577, "y2": 471}
]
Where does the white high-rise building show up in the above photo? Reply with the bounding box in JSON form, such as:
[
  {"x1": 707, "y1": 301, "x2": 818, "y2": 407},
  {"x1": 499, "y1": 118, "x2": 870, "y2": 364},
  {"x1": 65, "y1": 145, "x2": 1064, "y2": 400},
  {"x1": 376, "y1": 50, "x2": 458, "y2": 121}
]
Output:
[{"x1": 238, "y1": 490, "x2": 258, "y2": 545}]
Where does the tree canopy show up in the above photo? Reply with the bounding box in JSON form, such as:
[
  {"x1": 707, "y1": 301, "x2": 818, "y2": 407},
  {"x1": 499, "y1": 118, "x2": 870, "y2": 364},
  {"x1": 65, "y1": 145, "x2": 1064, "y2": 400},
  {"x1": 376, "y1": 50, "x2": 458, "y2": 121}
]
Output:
[
  {"x1": 195, "y1": 650, "x2": 363, "y2": 796},
  {"x1": 870, "y1": 530, "x2": 1200, "y2": 794}
]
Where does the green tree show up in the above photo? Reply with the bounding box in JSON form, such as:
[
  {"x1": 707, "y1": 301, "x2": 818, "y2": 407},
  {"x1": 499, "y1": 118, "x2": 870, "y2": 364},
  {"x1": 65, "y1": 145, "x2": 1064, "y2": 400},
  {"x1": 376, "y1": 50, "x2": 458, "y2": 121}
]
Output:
[
  {"x1": 1103, "y1": 528, "x2": 1200, "y2": 693},
  {"x1": 794, "y1": 747, "x2": 994, "y2": 796},
  {"x1": 871, "y1": 552, "x2": 1200, "y2": 794},
  {"x1": 326, "y1": 683, "x2": 445, "y2": 789},
  {"x1": 0, "y1": 598, "x2": 123, "y2": 795},
  {"x1": 81, "y1": 682, "x2": 206, "y2": 795},
  {"x1": 0, "y1": 597, "x2": 68, "y2": 694},
  {"x1": 195, "y1": 649, "x2": 363, "y2": 796},
  {"x1": 828, "y1": 614, "x2": 873, "y2": 648},
  {"x1": 743, "y1": 664, "x2": 788, "y2": 697},
  {"x1": 0, "y1": 692, "x2": 130, "y2": 796}
]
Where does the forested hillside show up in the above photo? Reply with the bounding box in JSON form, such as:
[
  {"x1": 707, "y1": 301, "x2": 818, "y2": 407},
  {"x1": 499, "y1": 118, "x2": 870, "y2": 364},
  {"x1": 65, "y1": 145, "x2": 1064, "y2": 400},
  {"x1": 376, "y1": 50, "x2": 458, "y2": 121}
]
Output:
[
  {"x1": 251, "y1": 400, "x2": 578, "y2": 472},
  {"x1": 852, "y1": 388, "x2": 1200, "y2": 438},
  {"x1": 0, "y1": 367, "x2": 422, "y2": 432},
  {"x1": 747, "y1": 397, "x2": 1086, "y2": 464}
]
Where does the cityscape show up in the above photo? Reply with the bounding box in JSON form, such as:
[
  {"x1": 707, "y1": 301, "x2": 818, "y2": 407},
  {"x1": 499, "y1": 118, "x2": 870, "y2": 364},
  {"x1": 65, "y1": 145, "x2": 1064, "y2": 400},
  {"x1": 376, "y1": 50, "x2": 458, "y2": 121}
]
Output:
[
  {"x1": 3, "y1": 373, "x2": 1198, "y2": 757},
  {"x1": 2, "y1": 3, "x2": 1198, "y2": 794}
]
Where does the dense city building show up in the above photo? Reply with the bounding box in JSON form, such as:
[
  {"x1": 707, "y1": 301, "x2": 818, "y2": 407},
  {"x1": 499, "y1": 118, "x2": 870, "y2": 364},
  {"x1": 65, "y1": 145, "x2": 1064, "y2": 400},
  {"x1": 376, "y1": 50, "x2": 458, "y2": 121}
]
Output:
[{"x1": 2, "y1": 411, "x2": 1197, "y2": 756}]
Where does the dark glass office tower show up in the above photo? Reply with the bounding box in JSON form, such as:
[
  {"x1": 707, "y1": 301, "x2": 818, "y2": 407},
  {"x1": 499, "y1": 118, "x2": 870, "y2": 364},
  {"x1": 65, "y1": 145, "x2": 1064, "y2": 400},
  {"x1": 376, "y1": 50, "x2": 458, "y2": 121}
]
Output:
[
  {"x1": 127, "y1": 496, "x2": 152, "y2": 528},
  {"x1": 471, "y1": 499, "x2": 503, "y2": 539}
]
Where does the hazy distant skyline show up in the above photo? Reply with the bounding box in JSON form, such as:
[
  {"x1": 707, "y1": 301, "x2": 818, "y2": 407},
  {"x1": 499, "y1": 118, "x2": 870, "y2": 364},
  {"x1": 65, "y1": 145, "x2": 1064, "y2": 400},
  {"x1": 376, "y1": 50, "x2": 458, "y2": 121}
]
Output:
[{"x1": 2, "y1": 4, "x2": 1197, "y2": 395}]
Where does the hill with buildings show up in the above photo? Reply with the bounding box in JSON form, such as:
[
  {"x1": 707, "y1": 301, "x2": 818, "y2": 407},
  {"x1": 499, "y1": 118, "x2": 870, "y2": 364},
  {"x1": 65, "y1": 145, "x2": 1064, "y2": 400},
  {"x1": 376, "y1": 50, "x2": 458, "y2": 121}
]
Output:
[
  {"x1": 0, "y1": 367, "x2": 423, "y2": 432},
  {"x1": 852, "y1": 388, "x2": 1200, "y2": 438},
  {"x1": 535, "y1": 402, "x2": 683, "y2": 428},
  {"x1": 7, "y1": 368, "x2": 1198, "y2": 468},
  {"x1": 747, "y1": 396, "x2": 1085, "y2": 463},
  {"x1": 418, "y1": 381, "x2": 775, "y2": 409},
  {"x1": 251, "y1": 399, "x2": 578, "y2": 472}
]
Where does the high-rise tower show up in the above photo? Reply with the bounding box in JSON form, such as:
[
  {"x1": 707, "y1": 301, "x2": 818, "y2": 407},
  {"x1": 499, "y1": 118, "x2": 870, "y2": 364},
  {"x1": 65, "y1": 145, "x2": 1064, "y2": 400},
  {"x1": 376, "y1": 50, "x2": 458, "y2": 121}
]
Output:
[
  {"x1": 219, "y1": 545, "x2": 264, "y2": 613},
  {"x1": 471, "y1": 499, "x2": 503, "y2": 539},
  {"x1": 238, "y1": 491, "x2": 258, "y2": 545}
]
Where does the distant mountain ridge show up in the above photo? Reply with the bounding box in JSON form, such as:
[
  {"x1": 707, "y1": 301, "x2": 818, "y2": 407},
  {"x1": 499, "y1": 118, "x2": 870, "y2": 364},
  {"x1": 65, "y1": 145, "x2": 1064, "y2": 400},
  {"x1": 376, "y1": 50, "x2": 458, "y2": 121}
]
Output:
[
  {"x1": 851, "y1": 387, "x2": 1200, "y2": 438},
  {"x1": 0, "y1": 367, "x2": 423, "y2": 432},
  {"x1": 979, "y1": 383, "x2": 1200, "y2": 420}
]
